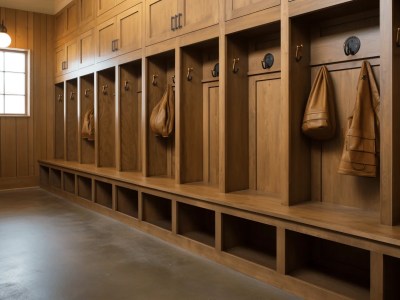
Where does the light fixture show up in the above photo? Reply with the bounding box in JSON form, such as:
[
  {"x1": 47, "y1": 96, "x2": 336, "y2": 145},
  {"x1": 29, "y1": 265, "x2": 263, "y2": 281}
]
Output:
[{"x1": 0, "y1": 20, "x2": 11, "y2": 48}]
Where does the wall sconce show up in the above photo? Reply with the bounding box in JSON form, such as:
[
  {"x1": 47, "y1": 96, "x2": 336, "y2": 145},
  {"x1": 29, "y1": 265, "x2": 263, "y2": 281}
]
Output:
[{"x1": 0, "y1": 20, "x2": 11, "y2": 48}]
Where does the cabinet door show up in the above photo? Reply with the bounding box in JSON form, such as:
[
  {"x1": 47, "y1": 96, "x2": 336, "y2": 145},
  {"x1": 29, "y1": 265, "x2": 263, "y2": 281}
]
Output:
[
  {"x1": 95, "y1": 18, "x2": 117, "y2": 62},
  {"x1": 79, "y1": 0, "x2": 95, "y2": 25},
  {"x1": 65, "y1": 39, "x2": 78, "y2": 73},
  {"x1": 97, "y1": 0, "x2": 116, "y2": 16},
  {"x1": 225, "y1": 0, "x2": 280, "y2": 20},
  {"x1": 178, "y1": 0, "x2": 219, "y2": 35},
  {"x1": 55, "y1": 9, "x2": 67, "y2": 39},
  {"x1": 145, "y1": 0, "x2": 178, "y2": 45},
  {"x1": 79, "y1": 29, "x2": 95, "y2": 68},
  {"x1": 66, "y1": 0, "x2": 78, "y2": 32},
  {"x1": 116, "y1": 3, "x2": 142, "y2": 55},
  {"x1": 55, "y1": 45, "x2": 65, "y2": 77}
]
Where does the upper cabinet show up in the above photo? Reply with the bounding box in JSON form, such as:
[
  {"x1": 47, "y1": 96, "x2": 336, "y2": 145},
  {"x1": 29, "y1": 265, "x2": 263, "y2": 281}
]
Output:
[
  {"x1": 145, "y1": 0, "x2": 219, "y2": 45},
  {"x1": 55, "y1": 0, "x2": 79, "y2": 40},
  {"x1": 96, "y1": 0, "x2": 117, "y2": 16},
  {"x1": 55, "y1": 39, "x2": 79, "y2": 77},
  {"x1": 95, "y1": 3, "x2": 142, "y2": 62},
  {"x1": 79, "y1": 0, "x2": 95, "y2": 26},
  {"x1": 225, "y1": 0, "x2": 280, "y2": 21}
]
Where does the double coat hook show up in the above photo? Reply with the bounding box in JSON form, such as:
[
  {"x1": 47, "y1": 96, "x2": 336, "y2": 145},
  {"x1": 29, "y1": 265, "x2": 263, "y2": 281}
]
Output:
[
  {"x1": 232, "y1": 58, "x2": 239, "y2": 73},
  {"x1": 152, "y1": 74, "x2": 158, "y2": 86},
  {"x1": 295, "y1": 44, "x2": 303, "y2": 62}
]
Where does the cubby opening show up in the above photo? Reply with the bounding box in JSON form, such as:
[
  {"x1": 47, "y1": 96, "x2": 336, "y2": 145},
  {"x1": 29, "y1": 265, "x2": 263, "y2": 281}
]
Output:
[
  {"x1": 98, "y1": 67, "x2": 116, "y2": 168},
  {"x1": 285, "y1": 230, "x2": 370, "y2": 299},
  {"x1": 146, "y1": 51, "x2": 175, "y2": 179},
  {"x1": 39, "y1": 166, "x2": 49, "y2": 186},
  {"x1": 180, "y1": 39, "x2": 219, "y2": 188},
  {"x1": 116, "y1": 186, "x2": 139, "y2": 218},
  {"x1": 66, "y1": 78, "x2": 78, "y2": 161},
  {"x1": 80, "y1": 74, "x2": 95, "y2": 164},
  {"x1": 63, "y1": 172, "x2": 75, "y2": 194},
  {"x1": 383, "y1": 255, "x2": 400, "y2": 300},
  {"x1": 222, "y1": 214, "x2": 276, "y2": 269},
  {"x1": 95, "y1": 181, "x2": 113, "y2": 209},
  {"x1": 119, "y1": 61, "x2": 142, "y2": 172},
  {"x1": 55, "y1": 82, "x2": 64, "y2": 159},
  {"x1": 142, "y1": 193, "x2": 172, "y2": 230},
  {"x1": 288, "y1": 1, "x2": 380, "y2": 210},
  {"x1": 50, "y1": 168, "x2": 62, "y2": 189},
  {"x1": 177, "y1": 202, "x2": 215, "y2": 247},
  {"x1": 77, "y1": 175, "x2": 92, "y2": 201},
  {"x1": 225, "y1": 22, "x2": 282, "y2": 198}
]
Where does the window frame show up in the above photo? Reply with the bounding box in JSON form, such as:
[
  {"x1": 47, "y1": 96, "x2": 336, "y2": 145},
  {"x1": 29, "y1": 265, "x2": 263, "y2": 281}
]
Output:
[{"x1": 0, "y1": 48, "x2": 30, "y2": 117}]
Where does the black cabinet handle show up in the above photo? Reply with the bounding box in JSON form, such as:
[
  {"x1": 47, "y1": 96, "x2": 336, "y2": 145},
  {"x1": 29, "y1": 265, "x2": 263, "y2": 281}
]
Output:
[{"x1": 178, "y1": 13, "x2": 182, "y2": 29}]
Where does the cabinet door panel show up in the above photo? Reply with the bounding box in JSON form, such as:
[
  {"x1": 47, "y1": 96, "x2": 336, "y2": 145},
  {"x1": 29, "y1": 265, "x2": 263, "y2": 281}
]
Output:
[
  {"x1": 79, "y1": 0, "x2": 95, "y2": 25},
  {"x1": 66, "y1": 1, "x2": 78, "y2": 32},
  {"x1": 66, "y1": 40, "x2": 78, "y2": 73},
  {"x1": 145, "y1": 0, "x2": 177, "y2": 45},
  {"x1": 79, "y1": 29, "x2": 95, "y2": 68},
  {"x1": 226, "y1": 0, "x2": 280, "y2": 20},
  {"x1": 96, "y1": 18, "x2": 116, "y2": 62},
  {"x1": 116, "y1": 4, "x2": 142, "y2": 55},
  {"x1": 55, "y1": 10, "x2": 67, "y2": 39},
  {"x1": 178, "y1": 0, "x2": 218, "y2": 34},
  {"x1": 55, "y1": 45, "x2": 65, "y2": 77},
  {"x1": 97, "y1": 0, "x2": 116, "y2": 16}
]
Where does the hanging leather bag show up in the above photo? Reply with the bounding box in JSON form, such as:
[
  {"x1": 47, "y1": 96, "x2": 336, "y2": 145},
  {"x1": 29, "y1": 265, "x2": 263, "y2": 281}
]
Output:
[
  {"x1": 81, "y1": 107, "x2": 95, "y2": 141},
  {"x1": 150, "y1": 84, "x2": 175, "y2": 137},
  {"x1": 338, "y1": 61, "x2": 380, "y2": 177},
  {"x1": 302, "y1": 66, "x2": 336, "y2": 140}
]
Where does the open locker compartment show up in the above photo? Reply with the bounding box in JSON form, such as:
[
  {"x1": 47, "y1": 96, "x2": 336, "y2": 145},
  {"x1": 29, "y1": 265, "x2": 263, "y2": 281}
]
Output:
[
  {"x1": 55, "y1": 82, "x2": 65, "y2": 159},
  {"x1": 80, "y1": 73, "x2": 95, "y2": 165}
]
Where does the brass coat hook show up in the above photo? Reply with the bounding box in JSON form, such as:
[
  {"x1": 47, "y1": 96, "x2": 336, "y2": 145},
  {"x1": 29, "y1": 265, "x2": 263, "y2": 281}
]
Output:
[
  {"x1": 295, "y1": 44, "x2": 303, "y2": 62},
  {"x1": 124, "y1": 80, "x2": 129, "y2": 91},
  {"x1": 187, "y1": 68, "x2": 193, "y2": 81},
  {"x1": 102, "y1": 84, "x2": 108, "y2": 95},
  {"x1": 152, "y1": 74, "x2": 158, "y2": 86},
  {"x1": 70, "y1": 91, "x2": 75, "y2": 100},
  {"x1": 58, "y1": 94, "x2": 62, "y2": 102},
  {"x1": 172, "y1": 75, "x2": 175, "y2": 84},
  {"x1": 84, "y1": 89, "x2": 90, "y2": 97},
  {"x1": 232, "y1": 58, "x2": 239, "y2": 73},
  {"x1": 396, "y1": 28, "x2": 400, "y2": 47}
]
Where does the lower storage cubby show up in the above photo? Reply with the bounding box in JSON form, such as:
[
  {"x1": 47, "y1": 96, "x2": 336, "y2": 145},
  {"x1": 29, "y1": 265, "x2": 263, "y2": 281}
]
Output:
[
  {"x1": 63, "y1": 172, "x2": 75, "y2": 194},
  {"x1": 222, "y1": 214, "x2": 276, "y2": 269},
  {"x1": 40, "y1": 166, "x2": 49, "y2": 186},
  {"x1": 285, "y1": 230, "x2": 370, "y2": 299},
  {"x1": 95, "y1": 181, "x2": 113, "y2": 209},
  {"x1": 77, "y1": 176, "x2": 92, "y2": 201},
  {"x1": 49, "y1": 169, "x2": 62, "y2": 189},
  {"x1": 116, "y1": 186, "x2": 138, "y2": 218},
  {"x1": 142, "y1": 193, "x2": 172, "y2": 231},
  {"x1": 384, "y1": 255, "x2": 400, "y2": 300},
  {"x1": 177, "y1": 203, "x2": 215, "y2": 247}
]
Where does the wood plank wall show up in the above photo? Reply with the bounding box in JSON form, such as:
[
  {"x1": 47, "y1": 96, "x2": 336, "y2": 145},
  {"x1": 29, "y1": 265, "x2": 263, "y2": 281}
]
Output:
[{"x1": 0, "y1": 7, "x2": 54, "y2": 189}]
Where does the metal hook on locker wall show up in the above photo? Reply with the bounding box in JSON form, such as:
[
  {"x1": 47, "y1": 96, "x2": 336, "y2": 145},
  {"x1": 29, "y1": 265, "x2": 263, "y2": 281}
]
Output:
[
  {"x1": 232, "y1": 58, "x2": 239, "y2": 73},
  {"x1": 102, "y1": 84, "x2": 108, "y2": 94},
  {"x1": 84, "y1": 89, "x2": 90, "y2": 97},
  {"x1": 295, "y1": 44, "x2": 303, "y2": 62},
  {"x1": 172, "y1": 75, "x2": 175, "y2": 84},
  {"x1": 58, "y1": 94, "x2": 62, "y2": 103},
  {"x1": 152, "y1": 74, "x2": 158, "y2": 86},
  {"x1": 124, "y1": 81, "x2": 129, "y2": 91},
  {"x1": 70, "y1": 92, "x2": 75, "y2": 100},
  {"x1": 187, "y1": 68, "x2": 193, "y2": 81}
]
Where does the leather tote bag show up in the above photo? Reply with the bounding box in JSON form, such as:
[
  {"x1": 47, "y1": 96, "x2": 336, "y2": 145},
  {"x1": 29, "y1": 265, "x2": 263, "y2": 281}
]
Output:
[
  {"x1": 150, "y1": 84, "x2": 175, "y2": 137},
  {"x1": 302, "y1": 66, "x2": 336, "y2": 140},
  {"x1": 338, "y1": 61, "x2": 380, "y2": 177},
  {"x1": 81, "y1": 107, "x2": 95, "y2": 141}
]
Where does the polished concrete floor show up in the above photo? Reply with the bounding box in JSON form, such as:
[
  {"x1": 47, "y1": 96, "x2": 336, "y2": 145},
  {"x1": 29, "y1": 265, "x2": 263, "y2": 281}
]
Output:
[{"x1": 0, "y1": 188, "x2": 300, "y2": 300}]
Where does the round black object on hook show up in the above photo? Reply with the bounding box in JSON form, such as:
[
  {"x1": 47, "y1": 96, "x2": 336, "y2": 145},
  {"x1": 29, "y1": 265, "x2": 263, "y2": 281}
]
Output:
[
  {"x1": 344, "y1": 36, "x2": 361, "y2": 56},
  {"x1": 211, "y1": 63, "x2": 219, "y2": 77},
  {"x1": 261, "y1": 53, "x2": 274, "y2": 69}
]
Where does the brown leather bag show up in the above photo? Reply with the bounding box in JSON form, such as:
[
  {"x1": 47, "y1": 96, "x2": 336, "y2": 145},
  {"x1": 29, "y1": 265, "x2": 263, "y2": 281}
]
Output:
[
  {"x1": 338, "y1": 61, "x2": 380, "y2": 177},
  {"x1": 81, "y1": 107, "x2": 95, "y2": 141},
  {"x1": 150, "y1": 84, "x2": 175, "y2": 137},
  {"x1": 302, "y1": 66, "x2": 336, "y2": 140}
]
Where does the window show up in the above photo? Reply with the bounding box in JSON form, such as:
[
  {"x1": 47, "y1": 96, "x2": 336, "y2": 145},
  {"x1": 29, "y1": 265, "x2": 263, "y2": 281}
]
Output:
[{"x1": 0, "y1": 49, "x2": 29, "y2": 116}]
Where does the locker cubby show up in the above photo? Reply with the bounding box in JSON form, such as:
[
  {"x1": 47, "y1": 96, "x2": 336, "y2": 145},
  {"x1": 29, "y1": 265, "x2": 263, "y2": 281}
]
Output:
[
  {"x1": 66, "y1": 79, "x2": 78, "y2": 161},
  {"x1": 225, "y1": 22, "x2": 282, "y2": 197},
  {"x1": 119, "y1": 61, "x2": 142, "y2": 172},
  {"x1": 222, "y1": 214, "x2": 276, "y2": 269},
  {"x1": 180, "y1": 39, "x2": 219, "y2": 187},
  {"x1": 39, "y1": 165, "x2": 49, "y2": 186},
  {"x1": 77, "y1": 175, "x2": 92, "y2": 201},
  {"x1": 80, "y1": 74, "x2": 95, "y2": 164},
  {"x1": 285, "y1": 230, "x2": 370, "y2": 299},
  {"x1": 177, "y1": 202, "x2": 215, "y2": 247},
  {"x1": 288, "y1": 1, "x2": 380, "y2": 210},
  {"x1": 383, "y1": 255, "x2": 400, "y2": 300},
  {"x1": 63, "y1": 172, "x2": 75, "y2": 194},
  {"x1": 142, "y1": 193, "x2": 172, "y2": 230},
  {"x1": 146, "y1": 51, "x2": 175, "y2": 179},
  {"x1": 55, "y1": 83, "x2": 64, "y2": 159},
  {"x1": 98, "y1": 67, "x2": 116, "y2": 168},
  {"x1": 95, "y1": 180, "x2": 113, "y2": 209},
  {"x1": 116, "y1": 186, "x2": 139, "y2": 218},
  {"x1": 49, "y1": 168, "x2": 62, "y2": 189}
]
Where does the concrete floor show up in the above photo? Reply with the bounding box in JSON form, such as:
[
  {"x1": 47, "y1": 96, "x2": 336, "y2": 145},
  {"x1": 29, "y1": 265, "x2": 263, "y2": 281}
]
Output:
[{"x1": 0, "y1": 188, "x2": 300, "y2": 300}]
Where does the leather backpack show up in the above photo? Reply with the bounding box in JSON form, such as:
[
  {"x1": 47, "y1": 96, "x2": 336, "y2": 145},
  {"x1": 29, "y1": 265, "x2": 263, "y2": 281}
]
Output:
[
  {"x1": 302, "y1": 66, "x2": 336, "y2": 140},
  {"x1": 150, "y1": 84, "x2": 175, "y2": 137},
  {"x1": 82, "y1": 107, "x2": 95, "y2": 141}
]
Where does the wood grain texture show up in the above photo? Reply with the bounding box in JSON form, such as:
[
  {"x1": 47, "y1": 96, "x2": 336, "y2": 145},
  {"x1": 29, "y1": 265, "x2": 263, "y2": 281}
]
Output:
[
  {"x1": 80, "y1": 74, "x2": 95, "y2": 164},
  {"x1": 66, "y1": 79, "x2": 78, "y2": 161}
]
